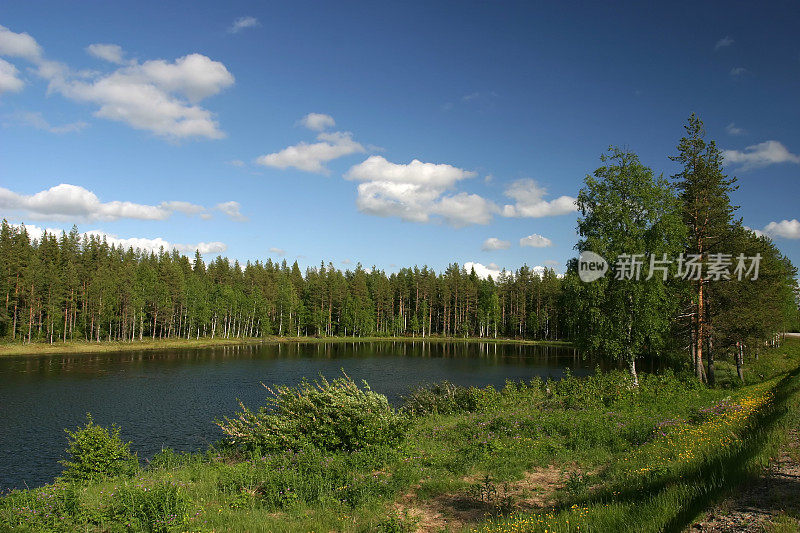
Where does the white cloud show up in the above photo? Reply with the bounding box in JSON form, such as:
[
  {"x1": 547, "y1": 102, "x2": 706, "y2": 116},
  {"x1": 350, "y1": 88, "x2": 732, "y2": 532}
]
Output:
[
  {"x1": 434, "y1": 192, "x2": 496, "y2": 226},
  {"x1": 0, "y1": 25, "x2": 42, "y2": 61},
  {"x1": 501, "y1": 179, "x2": 577, "y2": 218},
  {"x1": 160, "y1": 200, "x2": 206, "y2": 216},
  {"x1": 299, "y1": 112, "x2": 335, "y2": 132},
  {"x1": 228, "y1": 159, "x2": 245, "y2": 167},
  {"x1": 346, "y1": 155, "x2": 475, "y2": 188},
  {"x1": 725, "y1": 123, "x2": 744, "y2": 136},
  {"x1": 764, "y1": 219, "x2": 800, "y2": 239},
  {"x1": 257, "y1": 131, "x2": 365, "y2": 174},
  {"x1": 464, "y1": 261, "x2": 502, "y2": 280},
  {"x1": 269, "y1": 247, "x2": 286, "y2": 256},
  {"x1": 520, "y1": 233, "x2": 553, "y2": 248},
  {"x1": 11, "y1": 223, "x2": 226, "y2": 255},
  {"x1": 730, "y1": 67, "x2": 747, "y2": 77},
  {"x1": 714, "y1": 36, "x2": 734, "y2": 50},
  {"x1": 215, "y1": 201, "x2": 248, "y2": 222},
  {"x1": 0, "y1": 183, "x2": 235, "y2": 222},
  {"x1": 345, "y1": 156, "x2": 494, "y2": 226},
  {"x1": 50, "y1": 53, "x2": 234, "y2": 140},
  {"x1": 723, "y1": 140, "x2": 800, "y2": 170},
  {"x1": 341, "y1": 259, "x2": 353, "y2": 265},
  {"x1": 0, "y1": 58, "x2": 24, "y2": 93},
  {"x1": 86, "y1": 43, "x2": 126, "y2": 65},
  {"x1": 228, "y1": 16, "x2": 260, "y2": 34},
  {"x1": 12, "y1": 111, "x2": 88, "y2": 133},
  {"x1": 0, "y1": 26, "x2": 234, "y2": 140},
  {"x1": 482, "y1": 237, "x2": 511, "y2": 251}
]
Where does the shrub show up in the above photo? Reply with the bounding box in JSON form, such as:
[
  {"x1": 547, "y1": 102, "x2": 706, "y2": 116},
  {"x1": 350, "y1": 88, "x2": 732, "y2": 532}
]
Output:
[
  {"x1": 60, "y1": 414, "x2": 138, "y2": 482},
  {"x1": 401, "y1": 381, "x2": 502, "y2": 415},
  {"x1": 216, "y1": 373, "x2": 409, "y2": 452}
]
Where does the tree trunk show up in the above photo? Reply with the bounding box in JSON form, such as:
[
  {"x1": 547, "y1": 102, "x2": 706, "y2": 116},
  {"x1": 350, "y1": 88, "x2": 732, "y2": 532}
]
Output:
[{"x1": 736, "y1": 341, "x2": 744, "y2": 381}]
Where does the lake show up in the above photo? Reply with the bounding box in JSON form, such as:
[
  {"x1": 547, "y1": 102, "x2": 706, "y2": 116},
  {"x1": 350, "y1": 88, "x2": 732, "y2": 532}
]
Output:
[{"x1": 0, "y1": 340, "x2": 587, "y2": 490}]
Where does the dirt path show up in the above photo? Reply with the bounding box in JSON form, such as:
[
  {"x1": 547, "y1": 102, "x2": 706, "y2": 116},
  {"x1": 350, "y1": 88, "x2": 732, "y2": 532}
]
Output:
[{"x1": 689, "y1": 428, "x2": 800, "y2": 532}]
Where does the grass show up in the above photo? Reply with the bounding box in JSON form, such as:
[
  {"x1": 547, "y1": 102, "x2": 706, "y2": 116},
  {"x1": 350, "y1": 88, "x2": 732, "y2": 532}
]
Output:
[
  {"x1": 0, "y1": 335, "x2": 570, "y2": 357},
  {"x1": 1, "y1": 340, "x2": 799, "y2": 532}
]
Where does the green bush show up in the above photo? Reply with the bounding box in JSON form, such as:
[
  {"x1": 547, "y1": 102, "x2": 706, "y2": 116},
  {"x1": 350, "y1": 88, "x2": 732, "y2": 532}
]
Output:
[
  {"x1": 401, "y1": 380, "x2": 502, "y2": 415},
  {"x1": 59, "y1": 414, "x2": 138, "y2": 482},
  {"x1": 216, "y1": 373, "x2": 409, "y2": 452}
]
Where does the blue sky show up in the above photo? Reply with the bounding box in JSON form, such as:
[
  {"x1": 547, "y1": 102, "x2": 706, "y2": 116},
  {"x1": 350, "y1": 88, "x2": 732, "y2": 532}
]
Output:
[{"x1": 1, "y1": 1, "x2": 799, "y2": 277}]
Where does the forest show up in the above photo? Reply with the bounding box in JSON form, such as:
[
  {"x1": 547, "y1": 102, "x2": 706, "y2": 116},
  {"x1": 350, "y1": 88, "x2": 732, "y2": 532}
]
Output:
[{"x1": 1, "y1": 116, "x2": 798, "y2": 384}]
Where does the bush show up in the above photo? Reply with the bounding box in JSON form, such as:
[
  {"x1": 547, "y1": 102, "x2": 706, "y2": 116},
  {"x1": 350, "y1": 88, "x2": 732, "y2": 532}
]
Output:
[
  {"x1": 401, "y1": 381, "x2": 502, "y2": 415},
  {"x1": 216, "y1": 373, "x2": 409, "y2": 452},
  {"x1": 60, "y1": 414, "x2": 138, "y2": 482}
]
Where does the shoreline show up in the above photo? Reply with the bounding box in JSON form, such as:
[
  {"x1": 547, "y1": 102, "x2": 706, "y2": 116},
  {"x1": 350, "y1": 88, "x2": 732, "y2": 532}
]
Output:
[{"x1": 0, "y1": 335, "x2": 572, "y2": 357}]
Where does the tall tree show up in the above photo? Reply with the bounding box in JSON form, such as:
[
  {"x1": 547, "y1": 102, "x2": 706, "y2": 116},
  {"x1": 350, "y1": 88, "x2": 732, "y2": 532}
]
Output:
[
  {"x1": 572, "y1": 147, "x2": 686, "y2": 384},
  {"x1": 671, "y1": 114, "x2": 739, "y2": 384}
]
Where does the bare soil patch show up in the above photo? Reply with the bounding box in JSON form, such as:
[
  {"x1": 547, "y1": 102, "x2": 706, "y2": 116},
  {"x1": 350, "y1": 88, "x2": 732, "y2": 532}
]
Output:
[{"x1": 394, "y1": 465, "x2": 574, "y2": 532}]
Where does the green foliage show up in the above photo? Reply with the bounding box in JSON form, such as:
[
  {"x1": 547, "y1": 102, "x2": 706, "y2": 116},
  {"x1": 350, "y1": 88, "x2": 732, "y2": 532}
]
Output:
[
  {"x1": 0, "y1": 483, "x2": 87, "y2": 531},
  {"x1": 59, "y1": 414, "x2": 138, "y2": 483},
  {"x1": 572, "y1": 147, "x2": 687, "y2": 377},
  {"x1": 111, "y1": 482, "x2": 190, "y2": 533},
  {"x1": 401, "y1": 380, "x2": 503, "y2": 415},
  {"x1": 216, "y1": 373, "x2": 409, "y2": 453}
]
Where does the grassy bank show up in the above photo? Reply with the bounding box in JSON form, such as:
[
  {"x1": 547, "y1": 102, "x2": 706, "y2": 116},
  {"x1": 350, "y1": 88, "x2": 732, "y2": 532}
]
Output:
[
  {"x1": 0, "y1": 335, "x2": 570, "y2": 357},
  {"x1": 1, "y1": 341, "x2": 798, "y2": 532}
]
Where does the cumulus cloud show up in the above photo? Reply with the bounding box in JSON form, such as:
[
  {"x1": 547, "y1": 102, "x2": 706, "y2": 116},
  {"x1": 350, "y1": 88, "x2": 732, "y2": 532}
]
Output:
[
  {"x1": 298, "y1": 112, "x2": 335, "y2": 132},
  {"x1": 763, "y1": 219, "x2": 800, "y2": 239},
  {"x1": 714, "y1": 36, "x2": 734, "y2": 50},
  {"x1": 0, "y1": 183, "x2": 240, "y2": 223},
  {"x1": 228, "y1": 159, "x2": 245, "y2": 167},
  {"x1": 520, "y1": 233, "x2": 553, "y2": 248},
  {"x1": 345, "y1": 155, "x2": 495, "y2": 227},
  {"x1": 501, "y1": 179, "x2": 577, "y2": 218},
  {"x1": 269, "y1": 247, "x2": 286, "y2": 256},
  {"x1": 214, "y1": 201, "x2": 248, "y2": 222},
  {"x1": 481, "y1": 237, "x2": 511, "y2": 251},
  {"x1": 725, "y1": 122, "x2": 745, "y2": 136},
  {"x1": 12, "y1": 111, "x2": 88, "y2": 133},
  {"x1": 723, "y1": 140, "x2": 800, "y2": 170},
  {"x1": 12, "y1": 223, "x2": 226, "y2": 255},
  {"x1": 464, "y1": 261, "x2": 503, "y2": 280},
  {"x1": 160, "y1": 200, "x2": 206, "y2": 216},
  {"x1": 730, "y1": 67, "x2": 748, "y2": 77},
  {"x1": 257, "y1": 130, "x2": 365, "y2": 174},
  {"x1": 228, "y1": 16, "x2": 260, "y2": 34},
  {"x1": 0, "y1": 25, "x2": 234, "y2": 140},
  {"x1": 0, "y1": 58, "x2": 24, "y2": 93},
  {"x1": 0, "y1": 25, "x2": 42, "y2": 60},
  {"x1": 86, "y1": 43, "x2": 127, "y2": 64}
]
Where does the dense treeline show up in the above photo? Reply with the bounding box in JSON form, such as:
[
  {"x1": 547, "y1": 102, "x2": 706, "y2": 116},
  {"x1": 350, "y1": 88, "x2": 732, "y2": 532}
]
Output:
[{"x1": 0, "y1": 222, "x2": 567, "y2": 343}]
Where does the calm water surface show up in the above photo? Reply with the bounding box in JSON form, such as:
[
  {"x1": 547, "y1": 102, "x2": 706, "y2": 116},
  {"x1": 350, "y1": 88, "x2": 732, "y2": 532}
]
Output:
[{"x1": 0, "y1": 341, "x2": 588, "y2": 489}]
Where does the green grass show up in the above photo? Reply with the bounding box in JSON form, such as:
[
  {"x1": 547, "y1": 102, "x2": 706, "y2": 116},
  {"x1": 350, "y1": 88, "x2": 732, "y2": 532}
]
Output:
[{"x1": 1, "y1": 340, "x2": 799, "y2": 532}]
